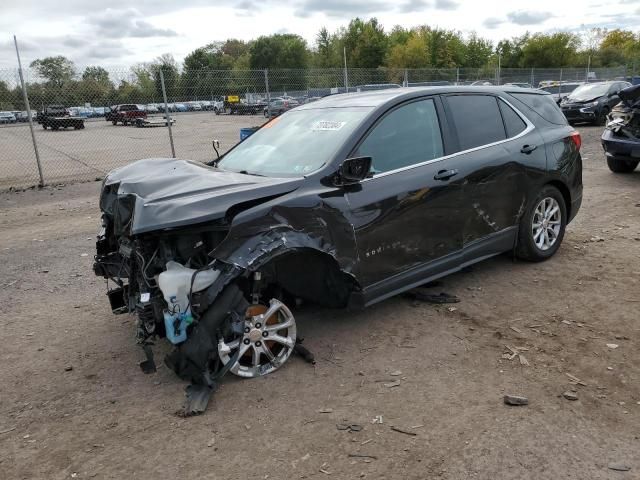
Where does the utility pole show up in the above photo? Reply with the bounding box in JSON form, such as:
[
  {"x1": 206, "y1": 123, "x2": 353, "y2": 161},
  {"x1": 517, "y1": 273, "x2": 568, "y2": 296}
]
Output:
[
  {"x1": 14, "y1": 35, "x2": 44, "y2": 187},
  {"x1": 159, "y1": 69, "x2": 176, "y2": 158},
  {"x1": 343, "y1": 47, "x2": 348, "y2": 92}
]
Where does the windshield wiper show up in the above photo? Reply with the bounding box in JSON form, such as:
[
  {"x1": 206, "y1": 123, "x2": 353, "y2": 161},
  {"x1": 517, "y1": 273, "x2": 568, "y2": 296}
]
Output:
[{"x1": 238, "y1": 170, "x2": 266, "y2": 177}]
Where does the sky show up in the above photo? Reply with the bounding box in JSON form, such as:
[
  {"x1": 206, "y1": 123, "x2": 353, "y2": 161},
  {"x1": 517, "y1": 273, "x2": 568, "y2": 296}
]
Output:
[{"x1": 1, "y1": 0, "x2": 639, "y2": 70}]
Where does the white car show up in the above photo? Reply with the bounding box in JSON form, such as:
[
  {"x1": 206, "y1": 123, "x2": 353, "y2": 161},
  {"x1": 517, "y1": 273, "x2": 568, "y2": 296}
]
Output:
[{"x1": 0, "y1": 111, "x2": 17, "y2": 123}]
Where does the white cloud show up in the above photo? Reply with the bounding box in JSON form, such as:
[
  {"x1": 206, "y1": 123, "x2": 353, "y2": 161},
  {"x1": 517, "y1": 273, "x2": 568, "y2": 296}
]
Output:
[{"x1": 0, "y1": 0, "x2": 634, "y2": 69}]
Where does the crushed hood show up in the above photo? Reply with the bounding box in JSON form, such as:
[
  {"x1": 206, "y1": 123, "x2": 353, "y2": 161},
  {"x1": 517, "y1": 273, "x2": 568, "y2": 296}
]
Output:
[{"x1": 102, "y1": 158, "x2": 303, "y2": 234}]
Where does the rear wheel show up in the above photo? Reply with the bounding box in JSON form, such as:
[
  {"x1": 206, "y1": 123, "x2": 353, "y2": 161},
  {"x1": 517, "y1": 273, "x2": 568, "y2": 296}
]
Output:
[
  {"x1": 607, "y1": 157, "x2": 639, "y2": 173},
  {"x1": 516, "y1": 185, "x2": 567, "y2": 262},
  {"x1": 112, "y1": 120, "x2": 117, "y2": 125}
]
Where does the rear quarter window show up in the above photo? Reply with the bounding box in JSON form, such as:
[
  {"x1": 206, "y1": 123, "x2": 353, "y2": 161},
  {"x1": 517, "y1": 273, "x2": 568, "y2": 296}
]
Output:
[
  {"x1": 498, "y1": 99, "x2": 527, "y2": 138},
  {"x1": 446, "y1": 95, "x2": 506, "y2": 151},
  {"x1": 508, "y1": 93, "x2": 567, "y2": 125}
]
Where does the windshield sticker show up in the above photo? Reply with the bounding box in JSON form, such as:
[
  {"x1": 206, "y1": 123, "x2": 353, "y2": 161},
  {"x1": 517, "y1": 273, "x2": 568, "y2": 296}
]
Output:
[{"x1": 312, "y1": 120, "x2": 346, "y2": 131}]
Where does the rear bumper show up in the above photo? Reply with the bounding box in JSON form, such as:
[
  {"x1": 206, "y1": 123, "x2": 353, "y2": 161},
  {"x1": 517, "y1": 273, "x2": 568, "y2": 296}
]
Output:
[{"x1": 601, "y1": 129, "x2": 640, "y2": 161}]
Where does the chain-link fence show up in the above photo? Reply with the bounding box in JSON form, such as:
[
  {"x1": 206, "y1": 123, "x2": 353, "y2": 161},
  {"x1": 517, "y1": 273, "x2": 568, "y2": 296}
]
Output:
[{"x1": 0, "y1": 64, "x2": 630, "y2": 190}]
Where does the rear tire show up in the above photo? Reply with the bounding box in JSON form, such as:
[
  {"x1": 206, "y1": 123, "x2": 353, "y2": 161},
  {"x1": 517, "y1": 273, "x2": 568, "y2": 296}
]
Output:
[
  {"x1": 607, "y1": 157, "x2": 639, "y2": 173},
  {"x1": 112, "y1": 120, "x2": 117, "y2": 125},
  {"x1": 516, "y1": 185, "x2": 567, "y2": 262}
]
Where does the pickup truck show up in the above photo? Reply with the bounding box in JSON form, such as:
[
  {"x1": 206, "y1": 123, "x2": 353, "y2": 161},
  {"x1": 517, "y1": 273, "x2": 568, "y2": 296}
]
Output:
[
  {"x1": 38, "y1": 106, "x2": 84, "y2": 130},
  {"x1": 107, "y1": 104, "x2": 147, "y2": 125}
]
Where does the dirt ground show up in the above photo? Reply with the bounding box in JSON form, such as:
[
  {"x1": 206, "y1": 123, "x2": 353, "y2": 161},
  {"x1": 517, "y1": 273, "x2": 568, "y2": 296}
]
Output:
[{"x1": 0, "y1": 125, "x2": 638, "y2": 480}]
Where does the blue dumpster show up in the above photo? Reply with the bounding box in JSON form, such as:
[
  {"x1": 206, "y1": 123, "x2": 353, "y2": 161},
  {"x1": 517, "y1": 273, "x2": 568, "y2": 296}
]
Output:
[{"x1": 240, "y1": 126, "x2": 259, "y2": 141}]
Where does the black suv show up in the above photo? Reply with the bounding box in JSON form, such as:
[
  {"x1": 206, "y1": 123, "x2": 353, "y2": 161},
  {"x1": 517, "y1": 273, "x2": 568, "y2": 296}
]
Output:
[
  {"x1": 560, "y1": 81, "x2": 631, "y2": 125},
  {"x1": 94, "y1": 87, "x2": 582, "y2": 388}
]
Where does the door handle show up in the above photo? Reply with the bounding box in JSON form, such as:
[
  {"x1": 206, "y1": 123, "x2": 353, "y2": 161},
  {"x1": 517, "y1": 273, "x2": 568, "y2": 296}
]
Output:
[
  {"x1": 434, "y1": 169, "x2": 458, "y2": 181},
  {"x1": 521, "y1": 144, "x2": 537, "y2": 154}
]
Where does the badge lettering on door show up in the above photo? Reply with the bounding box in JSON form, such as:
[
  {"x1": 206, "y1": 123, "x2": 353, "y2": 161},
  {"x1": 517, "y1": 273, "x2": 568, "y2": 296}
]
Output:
[{"x1": 365, "y1": 241, "x2": 403, "y2": 258}]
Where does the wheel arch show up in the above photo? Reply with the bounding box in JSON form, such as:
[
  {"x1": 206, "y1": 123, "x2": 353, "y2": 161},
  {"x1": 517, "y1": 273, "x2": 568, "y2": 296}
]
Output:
[
  {"x1": 244, "y1": 246, "x2": 359, "y2": 309},
  {"x1": 545, "y1": 179, "x2": 572, "y2": 220}
]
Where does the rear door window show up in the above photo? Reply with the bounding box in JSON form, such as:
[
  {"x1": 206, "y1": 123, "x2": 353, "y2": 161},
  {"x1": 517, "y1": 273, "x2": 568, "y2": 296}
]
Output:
[
  {"x1": 446, "y1": 95, "x2": 506, "y2": 151},
  {"x1": 509, "y1": 92, "x2": 567, "y2": 125},
  {"x1": 354, "y1": 98, "x2": 443, "y2": 174},
  {"x1": 498, "y1": 100, "x2": 527, "y2": 138}
]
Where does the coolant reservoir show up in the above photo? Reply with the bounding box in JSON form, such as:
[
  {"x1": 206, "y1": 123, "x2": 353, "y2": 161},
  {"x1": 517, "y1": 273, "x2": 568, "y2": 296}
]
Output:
[{"x1": 158, "y1": 261, "x2": 220, "y2": 344}]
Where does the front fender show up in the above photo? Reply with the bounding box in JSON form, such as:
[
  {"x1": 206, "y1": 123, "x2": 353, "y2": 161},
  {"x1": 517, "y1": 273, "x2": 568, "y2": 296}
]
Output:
[{"x1": 211, "y1": 193, "x2": 359, "y2": 275}]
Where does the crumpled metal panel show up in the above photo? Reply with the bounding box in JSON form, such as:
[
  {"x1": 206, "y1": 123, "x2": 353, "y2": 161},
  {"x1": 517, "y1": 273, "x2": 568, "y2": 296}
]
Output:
[
  {"x1": 211, "y1": 194, "x2": 360, "y2": 276},
  {"x1": 102, "y1": 158, "x2": 303, "y2": 234}
]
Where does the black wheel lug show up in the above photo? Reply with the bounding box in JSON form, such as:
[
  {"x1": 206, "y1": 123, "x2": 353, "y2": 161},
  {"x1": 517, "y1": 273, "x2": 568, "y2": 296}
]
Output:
[
  {"x1": 255, "y1": 322, "x2": 262, "y2": 328},
  {"x1": 262, "y1": 331, "x2": 269, "y2": 337},
  {"x1": 255, "y1": 341, "x2": 262, "y2": 347},
  {"x1": 244, "y1": 326, "x2": 250, "y2": 333},
  {"x1": 243, "y1": 338, "x2": 250, "y2": 345}
]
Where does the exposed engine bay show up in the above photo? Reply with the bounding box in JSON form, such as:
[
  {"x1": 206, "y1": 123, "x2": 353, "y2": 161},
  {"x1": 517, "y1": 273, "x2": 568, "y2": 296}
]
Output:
[
  {"x1": 93, "y1": 158, "x2": 354, "y2": 414},
  {"x1": 94, "y1": 220, "x2": 302, "y2": 412},
  {"x1": 606, "y1": 84, "x2": 640, "y2": 140}
]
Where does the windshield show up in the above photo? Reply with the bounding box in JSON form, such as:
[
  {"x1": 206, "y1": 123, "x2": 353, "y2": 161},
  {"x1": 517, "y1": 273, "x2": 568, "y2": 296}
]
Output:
[
  {"x1": 218, "y1": 107, "x2": 373, "y2": 177},
  {"x1": 568, "y1": 83, "x2": 610, "y2": 101}
]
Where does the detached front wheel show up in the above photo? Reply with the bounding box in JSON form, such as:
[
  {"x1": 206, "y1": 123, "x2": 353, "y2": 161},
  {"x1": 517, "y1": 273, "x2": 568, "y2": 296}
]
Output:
[
  {"x1": 218, "y1": 298, "x2": 297, "y2": 378},
  {"x1": 516, "y1": 185, "x2": 567, "y2": 262}
]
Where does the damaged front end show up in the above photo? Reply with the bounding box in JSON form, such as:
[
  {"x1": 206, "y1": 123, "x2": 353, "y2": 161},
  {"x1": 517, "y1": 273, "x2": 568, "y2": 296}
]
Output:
[
  {"x1": 93, "y1": 158, "x2": 354, "y2": 413},
  {"x1": 602, "y1": 85, "x2": 640, "y2": 170},
  {"x1": 605, "y1": 84, "x2": 640, "y2": 140}
]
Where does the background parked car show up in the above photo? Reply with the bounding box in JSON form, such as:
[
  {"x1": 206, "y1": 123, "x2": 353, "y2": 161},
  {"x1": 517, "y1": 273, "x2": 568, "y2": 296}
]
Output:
[
  {"x1": 560, "y1": 81, "x2": 632, "y2": 125},
  {"x1": 145, "y1": 104, "x2": 160, "y2": 114},
  {"x1": 504, "y1": 82, "x2": 532, "y2": 88},
  {"x1": 470, "y1": 80, "x2": 494, "y2": 86},
  {"x1": 92, "y1": 107, "x2": 109, "y2": 117},
  {"x1": 187, "y1": 102, "x2": 203, "y2": 111},
  {"x1": 109, "y1": 104, "x2": 147, "y2": 125},
  {"x1": 16, "y1": 111, "x2": 36, "y2": 122},
  {"x1": 0, "y1": 111, "x2": 17, "y2": 123},
  {"x1": 263, "y1": 97, "x2": 300, "y2": 117},
  {"x1": 540, "y1": 83, "x2": 583, "y2": 105}
]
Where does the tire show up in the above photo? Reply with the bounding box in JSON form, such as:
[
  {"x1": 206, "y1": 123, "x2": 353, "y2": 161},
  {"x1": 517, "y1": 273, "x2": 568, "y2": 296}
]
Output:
[
  {"x1": 516, "y1": 185, "x2": 567, "y2": 262},
  {"x1": 607, "y1": 157, "x2": 639, "y2": 173},
  {"x1": 596, "y1": 106, "x2": 609, "y2": 126},
  {"x1": 112, "y1": 120, "x2": 117, "y2": 125},
  {"x1": 42, "y1": 124, "x2": 47, "y2": 130}
]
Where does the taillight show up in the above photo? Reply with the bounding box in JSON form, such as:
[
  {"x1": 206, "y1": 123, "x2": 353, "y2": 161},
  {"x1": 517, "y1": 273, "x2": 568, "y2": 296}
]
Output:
[{"x1": 569, "y1": 131, "x2": 581, "y2": 150}]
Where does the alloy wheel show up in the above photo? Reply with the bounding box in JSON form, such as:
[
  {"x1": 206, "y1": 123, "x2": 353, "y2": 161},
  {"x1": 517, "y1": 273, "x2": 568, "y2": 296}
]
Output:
[
  {"x1": 532, "y1": 197, "x2": 562, "y2": 251},
  {"x1": 218, "y1": 299, "x2": 297, "y2": 378}
]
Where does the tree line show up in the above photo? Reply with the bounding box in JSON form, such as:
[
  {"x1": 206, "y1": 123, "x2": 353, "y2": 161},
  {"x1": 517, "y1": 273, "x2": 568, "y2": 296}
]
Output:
[{"x1": 1, "y1": 18, "x2": 638, "y2": 110}]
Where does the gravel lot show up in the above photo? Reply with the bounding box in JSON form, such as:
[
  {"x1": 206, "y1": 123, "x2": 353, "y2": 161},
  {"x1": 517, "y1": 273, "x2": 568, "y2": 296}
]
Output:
[
  {"x1": 1, "y1": 125, "x2": 639, "y2": 479},
  {"x1": 0, "y1": 112, "x2": 266, "y2": 190}
]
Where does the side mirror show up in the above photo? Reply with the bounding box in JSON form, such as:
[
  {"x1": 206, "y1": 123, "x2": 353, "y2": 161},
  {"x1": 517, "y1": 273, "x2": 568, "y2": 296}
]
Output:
[{"x1": 339, "y1": 156, "x2": 372, "y2": 184}]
